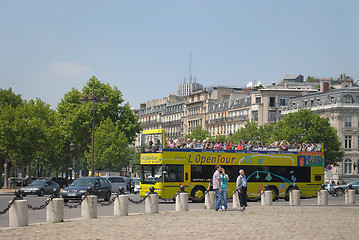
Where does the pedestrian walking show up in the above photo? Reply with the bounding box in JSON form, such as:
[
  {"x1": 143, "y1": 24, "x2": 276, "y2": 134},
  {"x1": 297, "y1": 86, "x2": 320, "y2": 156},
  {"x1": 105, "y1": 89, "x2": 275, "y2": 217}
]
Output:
[
  {"x1": 220, "y1": 168, "x2": 229, "y2": 211},
  {"x1": 212, "y1": 165, "x2": 223, "y2": 211},
  {"x1": 236, "y1": 169, "x2": 247, "y2": 211}
]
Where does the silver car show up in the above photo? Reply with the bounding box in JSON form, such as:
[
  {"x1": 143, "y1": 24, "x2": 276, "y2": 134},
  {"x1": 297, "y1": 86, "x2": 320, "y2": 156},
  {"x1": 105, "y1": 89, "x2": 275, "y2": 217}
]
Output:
[
  {"x1": 102, "y1": 176, "x2": 127, "y2": 193},
  {"x1": 332, "y1": 180, "x2": 359, "y2": 195}
]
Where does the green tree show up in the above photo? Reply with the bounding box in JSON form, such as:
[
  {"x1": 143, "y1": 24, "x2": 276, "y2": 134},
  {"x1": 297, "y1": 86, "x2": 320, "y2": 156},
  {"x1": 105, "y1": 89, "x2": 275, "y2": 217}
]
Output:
[
  {"x1": 185, "y1": 125, "x2": 211, "y2": 141},
  {"x1": 86, "y1": 117, "x2": 129, "y2": 172},
  {"x1": 306, "y1": 76, "x2": 320, "y2": 83},
  {"x1": 57, "y1": 76, "x2": 142, "y2": 176},
  {"x1": 228, "y1": 121, "x2": 259, "y2": 144},
  {"x1": 0, "y1": 88, "x2": 23, "y2": 108},
  {"x1": 274, "y1": 109, "x2": 343, "y2": 165}
]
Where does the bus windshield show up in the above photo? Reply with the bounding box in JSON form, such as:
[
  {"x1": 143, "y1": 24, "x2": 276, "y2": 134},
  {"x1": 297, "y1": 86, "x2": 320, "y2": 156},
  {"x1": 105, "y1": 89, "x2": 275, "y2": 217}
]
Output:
[
  {"x1": 141, "y1": 165, "x2": 163, "y2": 184},
  {"x1": 141, "y1": 133, "x2": 163, "y2": 153}
]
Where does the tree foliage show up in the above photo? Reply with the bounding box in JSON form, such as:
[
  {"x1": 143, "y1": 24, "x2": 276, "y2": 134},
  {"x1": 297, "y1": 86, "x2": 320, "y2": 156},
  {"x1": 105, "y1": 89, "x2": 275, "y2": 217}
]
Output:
[
  {"x1": 229, "y1": 109, "x2": 343, "y2": 165},
  {"x1": 274, "y1": 109, "x2": 343, "y2": 165},
  {"x1": 184, "y1": 125, "x2": 211, "y2": 141}
]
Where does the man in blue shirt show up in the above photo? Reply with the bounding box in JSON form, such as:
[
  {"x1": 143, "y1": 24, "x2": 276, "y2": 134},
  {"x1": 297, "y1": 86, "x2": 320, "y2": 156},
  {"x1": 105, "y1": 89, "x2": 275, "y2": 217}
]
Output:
[{"x1": 236, "y1": 169, "x2": 247, "y2": 211}]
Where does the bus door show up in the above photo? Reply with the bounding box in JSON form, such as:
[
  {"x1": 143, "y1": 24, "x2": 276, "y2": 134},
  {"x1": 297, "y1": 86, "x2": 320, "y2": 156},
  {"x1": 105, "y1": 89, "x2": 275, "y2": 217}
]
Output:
[{"x1": 163, "y1": 164, "x2": 185, "y2": 195}]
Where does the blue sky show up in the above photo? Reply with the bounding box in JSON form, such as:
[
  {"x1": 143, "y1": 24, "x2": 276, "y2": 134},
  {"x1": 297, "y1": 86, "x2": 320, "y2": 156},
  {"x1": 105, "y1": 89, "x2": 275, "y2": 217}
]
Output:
[{"x1": 0, "y1": 1, "x2": 358, "y2": 109}]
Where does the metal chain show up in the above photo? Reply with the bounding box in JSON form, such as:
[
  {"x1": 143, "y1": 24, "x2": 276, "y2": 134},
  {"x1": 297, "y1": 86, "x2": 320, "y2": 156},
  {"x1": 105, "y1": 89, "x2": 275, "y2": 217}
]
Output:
[
  {"x1": 159, "y1": 190, "x2": 185, "y2": 201},
  {"x1": 299, "y1": 188, "x2": 322, "y2": 198},
  {"x1": 189, "y1": 190, "x2": 208, "y2": 201},
  {"x1": 98, "y1": 191, "x2": 125, "y2": 207},
  {"x1": 0, "y1": 195, "x2": 22, "y2": 215},
  {"x1": 252, "y1": 190, "x2": 265, "y2": 201},
  {"x1": 229, "y1": 189, "x2": 238, "y2": 198},
  {"x1": 332, "y1": 188, "x2": 350, "y2": 197},
  {"x1": 27, "y1": 194, "x2": 56, "y2": 211},
  {"x1": 128, "y1": 192, "x2": 150, "y2": 204},
  {"x1": 64, "y1": 192, "x2": 90, "y2": 209}
]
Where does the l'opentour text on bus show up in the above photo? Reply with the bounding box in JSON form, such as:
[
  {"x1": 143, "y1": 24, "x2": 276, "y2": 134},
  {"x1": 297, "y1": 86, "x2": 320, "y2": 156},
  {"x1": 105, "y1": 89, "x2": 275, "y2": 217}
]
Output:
[{"x1": 139, "y1": 129, "x2": 324, "y2": 202}]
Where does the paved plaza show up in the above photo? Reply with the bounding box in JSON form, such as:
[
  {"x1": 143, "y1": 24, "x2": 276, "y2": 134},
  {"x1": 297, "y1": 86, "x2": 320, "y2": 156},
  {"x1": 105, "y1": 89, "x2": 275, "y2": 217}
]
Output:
[{"x1": 0, "y1": 204, "x2": 357, "y2": 240}]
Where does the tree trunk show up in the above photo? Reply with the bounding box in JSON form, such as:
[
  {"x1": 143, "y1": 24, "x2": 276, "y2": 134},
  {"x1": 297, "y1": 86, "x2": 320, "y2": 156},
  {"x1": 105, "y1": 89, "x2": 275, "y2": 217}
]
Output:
[
  {"x1": 27, "y1": 158, "x2": 32, "y2": 184},
  {"x1": 4, "y1": 157, "x2": 8, "y2": 189},
  {"x1": 75, "y1": 149, "x2": 80, "y2": 178}
]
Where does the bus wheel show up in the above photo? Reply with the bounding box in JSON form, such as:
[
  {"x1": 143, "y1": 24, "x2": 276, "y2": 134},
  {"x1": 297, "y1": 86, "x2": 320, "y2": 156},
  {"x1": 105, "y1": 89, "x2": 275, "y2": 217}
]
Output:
[
  {"x1": 285, "y1": 186, "x2": 299, "y2": 201},
  {"x1": 267, "y1": 186, "x2": 279, "y2": 201},
  {"x1": 191, "y1": 186, "x2": 206, "y2": 203}
]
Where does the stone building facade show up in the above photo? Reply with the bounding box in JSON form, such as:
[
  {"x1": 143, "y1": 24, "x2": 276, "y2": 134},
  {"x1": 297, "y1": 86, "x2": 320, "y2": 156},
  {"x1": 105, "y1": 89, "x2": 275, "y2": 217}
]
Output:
[{"x1": 283, "y1": 84, "x2": 359, "y2": 182}]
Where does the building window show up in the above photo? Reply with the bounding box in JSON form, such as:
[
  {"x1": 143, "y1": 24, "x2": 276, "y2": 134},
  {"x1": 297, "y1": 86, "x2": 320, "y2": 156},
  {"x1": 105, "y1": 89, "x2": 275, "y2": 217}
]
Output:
[
  {"x1": 344, "y1": 116, "x2": 352, "y2": 127},
  {"x1": 269, "y1": 97, "x2": 275, "y2": 107},
  {"x1": 269, "y1": 110, "x2": 277, "y2": 122},
  {"x1": 252, "y1": 110, "x2": 258, "y2": 122},
  {"x1": 279, "y1": 96, "x2": 286, "y2": 106},
  {"x1": 344, "y1": 159, "x2": 352, "y2": 174},
  {"x1": 345, "y1": 135, "x2": 352, "y2": 149},
  {"x1": 255, "y1": 97, "x2": 261, "y2": 104},
  {"x1": 344, "y1": 95, "x2": 354, "y2": 103}
]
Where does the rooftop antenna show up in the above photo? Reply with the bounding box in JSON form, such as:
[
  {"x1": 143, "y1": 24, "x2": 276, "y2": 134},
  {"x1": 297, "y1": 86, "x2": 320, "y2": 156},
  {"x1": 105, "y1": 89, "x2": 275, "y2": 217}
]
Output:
[{"x1": 189, "y1": 49, "x2": 192, "y2": 83}]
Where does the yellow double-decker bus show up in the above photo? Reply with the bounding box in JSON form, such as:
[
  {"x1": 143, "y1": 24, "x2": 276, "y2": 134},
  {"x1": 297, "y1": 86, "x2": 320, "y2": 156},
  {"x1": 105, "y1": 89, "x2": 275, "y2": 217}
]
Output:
[{"x1": 139, "y1": 129, "x2": 324, "y2": 202}]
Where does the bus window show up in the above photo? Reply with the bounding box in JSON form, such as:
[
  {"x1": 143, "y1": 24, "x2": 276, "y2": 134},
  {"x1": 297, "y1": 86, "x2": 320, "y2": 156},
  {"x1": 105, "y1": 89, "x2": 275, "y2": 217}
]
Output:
[
  {"x1": 164, "y1": 165, "x2": 184, "y2": 182},
  {"x1": 141, "y1": 133, "x2": 163, "y2": 153},
  {"x1": 191, "y1": 165, "x2": 215, "y2": 182},
  {"x1": 141, "y1": 165, "x2": 163, "y2": 184}
]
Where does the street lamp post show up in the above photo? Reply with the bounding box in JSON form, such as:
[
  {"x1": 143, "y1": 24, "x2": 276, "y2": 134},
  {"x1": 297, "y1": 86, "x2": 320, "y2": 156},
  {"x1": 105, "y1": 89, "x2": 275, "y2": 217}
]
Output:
[{"x1": 80, "y1": 92, "x2": 108, "y2": 177}]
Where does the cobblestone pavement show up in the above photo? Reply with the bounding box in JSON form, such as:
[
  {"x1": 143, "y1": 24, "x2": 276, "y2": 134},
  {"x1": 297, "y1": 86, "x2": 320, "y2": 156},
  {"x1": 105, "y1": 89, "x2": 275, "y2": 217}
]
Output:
[{"x1": 0, "y1": 205, "x2": 358, "y2": 240}]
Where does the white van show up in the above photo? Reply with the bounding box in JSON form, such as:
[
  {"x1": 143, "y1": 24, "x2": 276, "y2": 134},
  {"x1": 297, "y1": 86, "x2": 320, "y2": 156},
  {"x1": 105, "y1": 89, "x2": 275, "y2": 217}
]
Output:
[{"x1": 102, "y1": 176, "x2": 127, "y2": 193}]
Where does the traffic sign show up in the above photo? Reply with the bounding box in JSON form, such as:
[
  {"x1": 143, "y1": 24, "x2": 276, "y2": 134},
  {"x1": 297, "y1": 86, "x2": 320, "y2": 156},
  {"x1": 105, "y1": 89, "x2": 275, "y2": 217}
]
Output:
[{"x1": 327, "y1": 165, "x2": 333, "y2": 171}]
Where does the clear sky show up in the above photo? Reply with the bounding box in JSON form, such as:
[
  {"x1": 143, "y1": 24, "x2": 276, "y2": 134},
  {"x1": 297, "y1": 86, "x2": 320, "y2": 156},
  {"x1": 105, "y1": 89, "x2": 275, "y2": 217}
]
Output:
[{"x1": 1, "y1": 1, "x2": 358, "y2": 109}]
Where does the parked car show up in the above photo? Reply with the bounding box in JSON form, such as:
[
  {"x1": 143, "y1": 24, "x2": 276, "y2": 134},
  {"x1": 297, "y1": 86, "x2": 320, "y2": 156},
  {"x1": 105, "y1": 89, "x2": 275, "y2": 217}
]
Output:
[
  {"x1": 132, "y1": 178, "x2": 140, "y2": 194},
  {"x1": 332, "y1": 180, "x2": 359, "y2": 195},
  {"x1": 102, "y1": 176, "x2": 127, "y2": 193},
  {"x1": 323, "y1": 183, "x2": 335, "y2": 195},
  {"x1": 50, "y1": 177, "x2": 69, "y2": 188},
  {"x1": 21, "y1": 180, "x2": 60, "y2": 196},
  {"x1": 61, "y1": 177, "x2": 111, "y2": 202}
]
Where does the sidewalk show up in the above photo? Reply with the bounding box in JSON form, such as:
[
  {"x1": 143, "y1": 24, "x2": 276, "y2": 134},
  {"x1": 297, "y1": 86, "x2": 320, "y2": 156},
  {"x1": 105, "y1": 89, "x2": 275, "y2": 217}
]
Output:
[{"x1": 0, "y1": 205, "x2": 358, "y2": 240}]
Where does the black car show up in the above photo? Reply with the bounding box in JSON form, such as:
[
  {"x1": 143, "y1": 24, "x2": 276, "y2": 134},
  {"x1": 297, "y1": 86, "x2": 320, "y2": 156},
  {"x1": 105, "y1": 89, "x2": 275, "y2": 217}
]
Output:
[
  {"x1": 61, "y1": 177, "x2": 112, "y2": 202},
  {"x1": 50, "y1": 177, "x2": 69, "y2": 188},
  {"x1": 20, "y1": 180, "x2": 60, "y2": 196}
]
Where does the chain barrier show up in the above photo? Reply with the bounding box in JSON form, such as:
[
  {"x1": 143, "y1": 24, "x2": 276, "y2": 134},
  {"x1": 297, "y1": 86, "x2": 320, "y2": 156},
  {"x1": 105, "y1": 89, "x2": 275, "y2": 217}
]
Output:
[
  {"x1": 128, "y1": 192, "x2": 150, "y2": 204},
  {"x1": 299, "y1": 188, "x2": 322, "y2": 199},
  {"x1": 64, "y1": 192, "x2": 90, "y2": 209},
  {"x1": 252, "y1": 190, "x2": 265, "y2": 201},
  {"x1": 27, "y1": 194, "x2": 57, "y2": 211},
  {"x1": 0, "y1": 191, "x2": 23, "y2": 215},
  {"x1": 332, "y1": 187, "x2": 350, "y2": 198},
  {"x1": 159, "y1": 187, "x2": 188, "y2": 201},
  {"x1": 189, "y1": 189, "x2": 209, "y2": 201},
  {"x1": 98, "y1": 189, "x2": 126, "y2": 207}
]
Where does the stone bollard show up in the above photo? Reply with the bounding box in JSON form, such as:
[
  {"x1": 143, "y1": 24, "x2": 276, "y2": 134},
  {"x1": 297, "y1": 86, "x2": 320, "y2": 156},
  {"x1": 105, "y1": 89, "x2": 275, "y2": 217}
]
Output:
[
  {"x1": 175, "y1": 192, "x2": 189, "y2": 212},
  {"x1": 205, "y1": 191, "x2": 215, "y2": 209},
  {"x1": 47, "y1": 198, "x2": 64, "y2": 223},
  {"x1": 9, "y1": 200, "x2": 28, "y2": 227},
  {"x1": 345, "y1": 189, "x2": 356, "y2": 205},
  {"x1": 232, "y1": 191, "x2": 240, "y2": 209},
  {"x1": 289, "y1": 190, "x2": 301, "y2": 206},
  {"x1": 261, "y1": 191, "x2": 273, "y2": 206},
  {"x1": 145, "y1": 193, "x2": 159, "y2": 214},
  {"x1": 114, "y1": 195, "x2": 128, "y2": 216},
  {"x1": 317, "y1": 190, "x2": 328, "y2": 205},
  {"x1": 82, "y1": 195, "x2": 97, "y2": 219}
]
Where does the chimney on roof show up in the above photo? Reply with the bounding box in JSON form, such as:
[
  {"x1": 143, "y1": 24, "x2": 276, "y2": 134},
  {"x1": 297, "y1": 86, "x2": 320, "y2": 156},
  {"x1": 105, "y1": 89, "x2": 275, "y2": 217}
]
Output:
[{"x1": 320, "y1": 79, "x2": 331, "y2": 92}]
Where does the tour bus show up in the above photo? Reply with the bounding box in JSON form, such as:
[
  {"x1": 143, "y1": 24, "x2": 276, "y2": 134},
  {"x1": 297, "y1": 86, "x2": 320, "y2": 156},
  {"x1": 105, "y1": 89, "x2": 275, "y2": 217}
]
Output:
[{"x1": 139, "y1": 129, "x2": 324, "y2": 202}]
